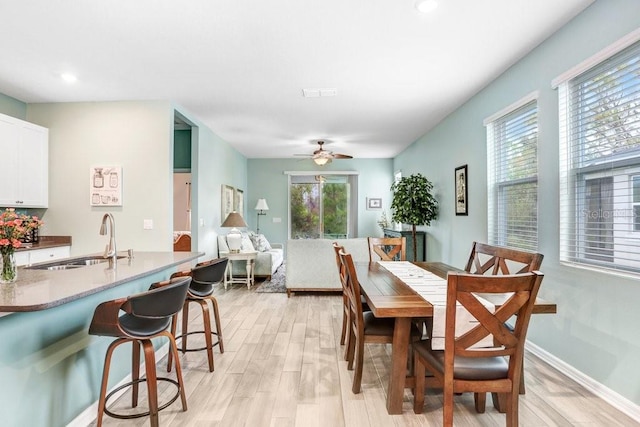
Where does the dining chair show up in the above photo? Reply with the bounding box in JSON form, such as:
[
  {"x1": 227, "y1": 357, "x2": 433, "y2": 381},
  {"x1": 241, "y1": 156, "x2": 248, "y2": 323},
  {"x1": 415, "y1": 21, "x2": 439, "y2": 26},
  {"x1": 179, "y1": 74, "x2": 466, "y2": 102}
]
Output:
[
  {"x1": 333, "y1": 242, "x2": 372, "y2": 361},
  {"x1": 339, "y1": 249, "x2": 421, "y2": 393},
  {"x1": 367, "y1": 236, "x2": 406, "y2": 261},
  {"x1": 465, "y1": 241, "x2": 544, "y2": 395},
  {"x1": 412, "y1": 271, "x2": 544, "y2": 426},
  {"x1": 168, "y1": 257, "x2": 228, "y2": 372},
  {"x1": 88, "y1": 276, "x2": 192, "y2": 427}
]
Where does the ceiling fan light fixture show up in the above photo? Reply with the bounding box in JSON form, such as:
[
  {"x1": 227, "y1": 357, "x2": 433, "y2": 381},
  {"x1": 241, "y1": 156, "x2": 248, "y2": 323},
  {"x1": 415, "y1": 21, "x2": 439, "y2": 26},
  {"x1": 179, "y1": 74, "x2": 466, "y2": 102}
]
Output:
[
  {"x1": 415, "y1": 0, "x2": 438, "y2": 13},
  {"x1": 314, "y1": 157, "x2": 331, "y2": 166}
]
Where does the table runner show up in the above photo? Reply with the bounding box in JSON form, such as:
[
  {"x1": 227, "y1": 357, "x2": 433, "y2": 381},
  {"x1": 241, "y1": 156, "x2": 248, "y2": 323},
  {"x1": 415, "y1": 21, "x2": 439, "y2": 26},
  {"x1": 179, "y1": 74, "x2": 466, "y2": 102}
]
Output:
[{"x1": 378, "y1": 261, "x2": 494, "y2": 350}]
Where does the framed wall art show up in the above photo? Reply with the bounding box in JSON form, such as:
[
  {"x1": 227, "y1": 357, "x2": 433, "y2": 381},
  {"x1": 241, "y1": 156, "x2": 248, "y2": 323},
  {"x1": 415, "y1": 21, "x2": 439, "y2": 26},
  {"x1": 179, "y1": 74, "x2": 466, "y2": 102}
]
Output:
[
  {"x1": 366, "y1": 197, "x2": 383, "y2": 210},
  {"x1": 455, "y1": 164, "x2": 468, "y2": 216},
  {"x1": 234, "y1": 188, "x2": 244, "y2": 214},
  {"x1": 90, "y1": 166, "x2": 122, "y2": 206},
  {"x1": 222, "y1": 184, "x2": 235, "y2": 221}
]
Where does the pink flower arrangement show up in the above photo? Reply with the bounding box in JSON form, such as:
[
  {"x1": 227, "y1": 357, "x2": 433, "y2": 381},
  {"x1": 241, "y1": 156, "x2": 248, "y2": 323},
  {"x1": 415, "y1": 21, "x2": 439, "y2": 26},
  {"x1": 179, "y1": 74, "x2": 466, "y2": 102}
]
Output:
[
  {"x1": 1, "y1": 208, "x2": 43, "y2": 283},
  {"x1": 0, "y1": 208, "x2": 42, "y2": 252}
]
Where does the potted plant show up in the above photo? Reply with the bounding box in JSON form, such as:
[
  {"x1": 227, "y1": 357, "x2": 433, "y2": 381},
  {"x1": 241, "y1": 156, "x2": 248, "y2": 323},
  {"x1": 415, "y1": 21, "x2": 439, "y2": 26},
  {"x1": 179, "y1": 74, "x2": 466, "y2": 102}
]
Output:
[{"x1": 390, "y1": 173, "x2": 438, "y2": 261}]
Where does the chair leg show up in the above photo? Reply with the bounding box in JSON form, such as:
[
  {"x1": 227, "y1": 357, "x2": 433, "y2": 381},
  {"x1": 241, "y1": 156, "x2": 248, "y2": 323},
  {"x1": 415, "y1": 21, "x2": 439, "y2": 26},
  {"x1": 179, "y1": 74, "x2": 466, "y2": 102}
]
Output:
[
  {"x1": 200, "y1": 301, "x2": 215, "y2": 372},
  {"x1": 443, "y1": 382, "x2": 454, "y2": 427},
  {"x1": 96, "y1": 339, "x2": 122, "y2": 427},
  {"x1": 413, "y1": 351, "x2": 425, "y2": 414},
  {"x1": 340, "y1": 304, "x2": 347, "y2": 346},
  {"x1": 163, "y1": 331, "x2": 188, "y2": 411},
  {"x1": 343, "y1": 309, "x2": 352, "y2": 361},
  {"x1": 167, "y1": 313, "x2": 178, "y2": 372},
  {"x1": 209, "y1": 296, "x2": 224, "y2": 354},
  {"x1": 141, "y1": 340, "x2": 159, "y2": 427},
  {"x1": 181, "y1": 301, "x2": 190, "y2": 354},
  {"x1": 519, "y1": 360, "x2": 526, "y2": 394},
  {"x1": 346, "y1": 327, "x2": 356, "y2": 370},
  {"x1": 352, "y1": 335, "x2": 365, "y2": 393},
  {"x1": 474, "y1": 392, "x2": 486, "y2": 413},
  {"x1": 131, "y1": 340, "x2": 140, "y2": 408}
]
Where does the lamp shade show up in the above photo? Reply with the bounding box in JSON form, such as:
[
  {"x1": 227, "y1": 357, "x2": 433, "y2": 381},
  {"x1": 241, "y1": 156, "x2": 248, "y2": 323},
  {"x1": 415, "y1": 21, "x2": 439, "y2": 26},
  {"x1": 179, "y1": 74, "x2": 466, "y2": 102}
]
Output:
[
  {"x1": 221, "y1": 211, "x2": 247, "y2": 228},
  {"x1": 255, "y1": 199, "x2": 269, "y2": 211}
]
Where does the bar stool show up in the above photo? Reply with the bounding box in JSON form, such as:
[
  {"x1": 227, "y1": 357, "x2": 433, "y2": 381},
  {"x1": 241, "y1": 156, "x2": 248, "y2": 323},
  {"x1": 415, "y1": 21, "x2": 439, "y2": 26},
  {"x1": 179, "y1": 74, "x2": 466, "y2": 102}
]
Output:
[
  {"x1": 88, "y1": 276, "x2": 192, "y2": 427},
  {"x1": 168, "y1": 257, "x2": 228, "y2": 372}
]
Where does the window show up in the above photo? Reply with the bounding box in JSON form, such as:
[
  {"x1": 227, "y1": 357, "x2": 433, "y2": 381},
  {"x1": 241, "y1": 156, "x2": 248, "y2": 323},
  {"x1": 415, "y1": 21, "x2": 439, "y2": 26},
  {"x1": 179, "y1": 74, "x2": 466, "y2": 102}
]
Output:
[
  {"x1": 558, "y1": 39, "x2": 640, "y2": 274},
  {"x1": 287, "y1": 173, "x2": 358, "y2": 239},
  {"x1": 485, "y1": 96, "x2": 539, "y2": 251}
]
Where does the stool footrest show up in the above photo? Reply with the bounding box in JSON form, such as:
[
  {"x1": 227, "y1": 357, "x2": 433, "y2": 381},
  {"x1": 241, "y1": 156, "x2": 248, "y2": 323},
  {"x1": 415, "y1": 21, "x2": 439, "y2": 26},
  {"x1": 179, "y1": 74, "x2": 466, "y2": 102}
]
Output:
[
  {"x1": 175, "y1": 330, "x2": 221, "y2": 353},
  {"x1": 104, "y1": 377, "x2": 181, "y2": 420}
]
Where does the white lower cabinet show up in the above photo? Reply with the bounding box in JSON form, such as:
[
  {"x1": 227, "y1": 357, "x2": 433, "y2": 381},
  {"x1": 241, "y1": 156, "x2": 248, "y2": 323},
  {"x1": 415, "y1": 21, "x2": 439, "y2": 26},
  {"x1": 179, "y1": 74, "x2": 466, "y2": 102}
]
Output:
[{"x1": 15, "y1": 246, "x2": 71, "y2": 266}]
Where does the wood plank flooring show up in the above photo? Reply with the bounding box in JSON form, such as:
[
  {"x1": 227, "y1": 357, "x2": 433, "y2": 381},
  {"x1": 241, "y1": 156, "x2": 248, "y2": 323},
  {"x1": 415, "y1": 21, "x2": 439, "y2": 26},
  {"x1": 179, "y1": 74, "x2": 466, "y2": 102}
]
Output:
[{"x1": 90, "y1": 284, "x2": 638, "y2": 426}]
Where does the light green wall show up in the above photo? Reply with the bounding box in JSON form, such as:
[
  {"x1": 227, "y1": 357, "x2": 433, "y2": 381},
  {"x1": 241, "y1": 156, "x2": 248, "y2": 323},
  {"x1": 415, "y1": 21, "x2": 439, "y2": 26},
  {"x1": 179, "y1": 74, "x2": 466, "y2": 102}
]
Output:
[
  {"x1": 394, "y1": 0, "x2": 640, "y2": 406},
  {"x1": 247, "y1": 158, "x2": 393, "y2": 246},
  {"x1": 0, "y1": 92, "x2": 26, "y2": 119}
]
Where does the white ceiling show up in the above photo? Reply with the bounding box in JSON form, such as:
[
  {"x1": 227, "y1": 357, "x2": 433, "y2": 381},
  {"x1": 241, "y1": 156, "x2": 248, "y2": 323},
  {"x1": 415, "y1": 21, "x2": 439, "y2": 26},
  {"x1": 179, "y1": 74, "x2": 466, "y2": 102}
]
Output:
[{"x1": 0, "y1": 0, "x2": 593, "y2": 159}]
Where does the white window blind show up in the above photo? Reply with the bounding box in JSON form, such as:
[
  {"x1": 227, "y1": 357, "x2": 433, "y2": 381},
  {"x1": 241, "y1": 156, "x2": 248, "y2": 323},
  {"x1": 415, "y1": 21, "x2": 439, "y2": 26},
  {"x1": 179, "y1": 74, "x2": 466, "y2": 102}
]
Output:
[
  {"x1": 558, "y1": 40, "x2": 640, "y2": 275},
  {"x1": 486, "y1": 99, "x2": 538, "y2": 251}
]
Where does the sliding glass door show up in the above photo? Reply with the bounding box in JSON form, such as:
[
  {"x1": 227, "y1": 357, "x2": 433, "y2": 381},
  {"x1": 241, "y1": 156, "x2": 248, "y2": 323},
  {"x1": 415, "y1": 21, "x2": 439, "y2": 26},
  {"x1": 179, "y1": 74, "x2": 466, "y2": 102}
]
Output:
[{"x1": 289, "y1": 174, "x2": 357, "y2": 239}]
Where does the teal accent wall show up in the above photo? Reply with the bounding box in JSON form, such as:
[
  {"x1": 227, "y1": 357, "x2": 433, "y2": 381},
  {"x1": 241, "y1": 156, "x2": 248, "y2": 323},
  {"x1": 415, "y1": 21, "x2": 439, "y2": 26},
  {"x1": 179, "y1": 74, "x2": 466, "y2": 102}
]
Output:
[
  {"x1": 173, "y1": 129, "x2": 192, "y2": 170},
  {"x1": 247, "y1": 158, "x2": 393, "y2": 246},
  {"x1": 0, "y1": 92, "x2": 26, "y2": 119},
  {"x1": 394, "y1": 0, "x2": 640, "y2": 406}
]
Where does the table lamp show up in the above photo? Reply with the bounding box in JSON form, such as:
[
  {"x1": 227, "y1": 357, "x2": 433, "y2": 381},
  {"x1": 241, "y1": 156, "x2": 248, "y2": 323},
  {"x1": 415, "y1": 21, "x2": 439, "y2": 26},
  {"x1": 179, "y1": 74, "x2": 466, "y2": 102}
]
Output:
[
  {"x1": 221, "y1": 211, "x2": 247, "y2": 253},
  {"x1": 255, "y1": 198, "x2": 269, "y2": 233}
]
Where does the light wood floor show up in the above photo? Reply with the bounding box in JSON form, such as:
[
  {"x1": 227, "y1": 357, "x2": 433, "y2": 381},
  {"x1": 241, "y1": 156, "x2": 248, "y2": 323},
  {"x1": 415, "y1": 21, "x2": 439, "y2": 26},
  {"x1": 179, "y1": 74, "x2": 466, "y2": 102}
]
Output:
[{"x1": 91, "y1": 284, "x2": 638, "y2": 427}]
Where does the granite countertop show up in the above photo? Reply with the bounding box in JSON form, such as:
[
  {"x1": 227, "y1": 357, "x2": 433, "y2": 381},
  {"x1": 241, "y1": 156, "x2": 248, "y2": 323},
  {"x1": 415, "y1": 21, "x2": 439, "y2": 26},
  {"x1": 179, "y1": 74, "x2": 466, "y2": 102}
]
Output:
[
  {"x1": 15, "y1": 235, "x2": 72, "y2": 251},
  {"x1": 0, "y1": 251, "x2": 203, "y2": 312}
]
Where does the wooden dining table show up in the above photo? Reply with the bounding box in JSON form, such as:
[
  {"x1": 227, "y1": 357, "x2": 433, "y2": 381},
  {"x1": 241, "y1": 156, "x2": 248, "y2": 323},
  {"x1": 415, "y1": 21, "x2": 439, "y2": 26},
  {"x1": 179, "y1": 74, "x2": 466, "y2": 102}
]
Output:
[{"x1": 354, "y1": 261, "x2": 557, "y2": 415}]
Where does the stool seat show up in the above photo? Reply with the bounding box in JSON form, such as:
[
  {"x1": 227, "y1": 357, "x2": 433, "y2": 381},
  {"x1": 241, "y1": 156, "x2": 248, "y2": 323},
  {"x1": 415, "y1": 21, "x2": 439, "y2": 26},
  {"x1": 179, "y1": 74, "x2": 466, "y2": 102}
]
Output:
[
  {"x1": 168, "y1": 257, "x2": 228, "y2": 373},
  {"x1": 89, "y1": 276, "x2": 192, "y2": 427}
]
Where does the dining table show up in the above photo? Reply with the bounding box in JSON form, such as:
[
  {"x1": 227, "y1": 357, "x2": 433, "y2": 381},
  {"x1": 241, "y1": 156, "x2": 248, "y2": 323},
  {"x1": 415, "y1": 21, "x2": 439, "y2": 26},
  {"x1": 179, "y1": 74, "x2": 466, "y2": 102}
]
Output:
[{"x1": 354, "y1": 261, "x2": 557, "y2": 415}]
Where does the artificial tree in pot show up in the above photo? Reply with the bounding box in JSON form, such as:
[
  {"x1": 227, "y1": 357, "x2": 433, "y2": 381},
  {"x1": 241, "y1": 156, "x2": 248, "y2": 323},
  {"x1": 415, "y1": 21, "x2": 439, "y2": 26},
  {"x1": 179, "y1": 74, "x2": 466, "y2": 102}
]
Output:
[{"x1": 390, "y1": 173, "x2": 438, "y2": 261}]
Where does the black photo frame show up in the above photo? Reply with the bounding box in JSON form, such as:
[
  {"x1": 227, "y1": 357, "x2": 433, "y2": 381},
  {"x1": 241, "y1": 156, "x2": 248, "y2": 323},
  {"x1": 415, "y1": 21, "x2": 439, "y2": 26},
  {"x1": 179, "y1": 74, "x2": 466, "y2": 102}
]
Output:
[{"x1": 455, "y1": 165, "x2": 468, "y2": 216}]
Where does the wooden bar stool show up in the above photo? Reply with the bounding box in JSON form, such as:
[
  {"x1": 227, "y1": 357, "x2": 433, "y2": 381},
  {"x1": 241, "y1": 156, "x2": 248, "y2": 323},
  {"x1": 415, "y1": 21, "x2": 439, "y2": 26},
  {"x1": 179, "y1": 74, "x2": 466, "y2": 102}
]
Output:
[
  {"x1": 168, "y1": 257, "x2": 228, "y2": 372},
  {"x1": 88, "y1": 276, "x2": 192, "y2": 427}
]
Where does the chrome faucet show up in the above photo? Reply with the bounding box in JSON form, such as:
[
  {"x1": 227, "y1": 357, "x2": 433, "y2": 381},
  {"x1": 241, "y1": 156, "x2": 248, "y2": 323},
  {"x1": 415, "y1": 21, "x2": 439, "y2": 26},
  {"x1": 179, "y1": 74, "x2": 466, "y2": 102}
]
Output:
[{"x1": 99, "y1": 213, "x2": 117, "y2": 266}]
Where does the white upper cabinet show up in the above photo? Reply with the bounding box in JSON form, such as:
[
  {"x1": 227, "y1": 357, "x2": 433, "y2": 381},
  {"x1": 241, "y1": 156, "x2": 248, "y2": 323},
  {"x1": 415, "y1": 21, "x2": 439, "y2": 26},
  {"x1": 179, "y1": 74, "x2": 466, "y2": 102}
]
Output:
[{"x1": 0, "y1": 113, "x2": 48, "y2": 208}]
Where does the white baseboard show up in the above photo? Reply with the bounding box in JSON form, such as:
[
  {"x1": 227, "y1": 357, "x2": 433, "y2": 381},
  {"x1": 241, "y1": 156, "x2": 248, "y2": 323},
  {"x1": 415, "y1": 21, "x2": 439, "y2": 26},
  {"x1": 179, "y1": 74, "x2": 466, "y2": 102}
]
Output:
[
  {"x1": 66, "y1": 342, "x2": 170, "y2": 427},
  {"x1": 526, "y1": 342, "x2": 640, "y2": 423}
]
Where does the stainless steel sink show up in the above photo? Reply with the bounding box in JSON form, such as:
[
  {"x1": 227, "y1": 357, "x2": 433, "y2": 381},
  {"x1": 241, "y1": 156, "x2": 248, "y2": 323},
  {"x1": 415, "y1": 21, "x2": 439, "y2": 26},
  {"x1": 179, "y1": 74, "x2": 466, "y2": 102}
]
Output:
[{"x1": 27, "y1": 255, "x2": 126, "y2": 270}]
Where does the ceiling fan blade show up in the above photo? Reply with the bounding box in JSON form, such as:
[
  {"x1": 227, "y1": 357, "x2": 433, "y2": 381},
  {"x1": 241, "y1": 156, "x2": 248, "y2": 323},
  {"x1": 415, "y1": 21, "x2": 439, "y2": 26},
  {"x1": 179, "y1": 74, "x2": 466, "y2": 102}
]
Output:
[{"x1": 332, "y1": 153, "x2": 353, "y2": 159}]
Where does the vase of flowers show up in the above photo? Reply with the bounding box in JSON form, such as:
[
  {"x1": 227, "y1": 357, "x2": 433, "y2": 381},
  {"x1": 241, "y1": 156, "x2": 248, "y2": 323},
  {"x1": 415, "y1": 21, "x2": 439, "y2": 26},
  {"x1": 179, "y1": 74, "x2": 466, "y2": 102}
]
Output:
[{"x1": 0, "y1": 209, "x2": 43, "y2": 284}]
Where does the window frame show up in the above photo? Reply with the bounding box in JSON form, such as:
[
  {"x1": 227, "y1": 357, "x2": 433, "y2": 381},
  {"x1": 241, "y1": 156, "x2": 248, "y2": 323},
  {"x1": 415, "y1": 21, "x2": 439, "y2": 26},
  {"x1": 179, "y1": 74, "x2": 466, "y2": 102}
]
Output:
[{"x1": 485, "y1": 93, "x2": 539, "y2": 252}]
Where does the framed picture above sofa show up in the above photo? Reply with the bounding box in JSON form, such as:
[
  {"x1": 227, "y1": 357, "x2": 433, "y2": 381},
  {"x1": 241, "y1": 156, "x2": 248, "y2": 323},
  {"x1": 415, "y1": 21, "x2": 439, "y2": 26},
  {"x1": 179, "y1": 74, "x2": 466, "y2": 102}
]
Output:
[{"x1": 222, "y1": 184, "x2": 235, "y2": 221}]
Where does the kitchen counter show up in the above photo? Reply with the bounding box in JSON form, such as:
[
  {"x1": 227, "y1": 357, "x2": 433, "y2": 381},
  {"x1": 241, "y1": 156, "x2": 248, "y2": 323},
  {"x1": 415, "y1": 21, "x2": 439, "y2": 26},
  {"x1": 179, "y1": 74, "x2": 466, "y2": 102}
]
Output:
[{"x1": 0, "y1": 251, "x2": 203, "y2": 312}]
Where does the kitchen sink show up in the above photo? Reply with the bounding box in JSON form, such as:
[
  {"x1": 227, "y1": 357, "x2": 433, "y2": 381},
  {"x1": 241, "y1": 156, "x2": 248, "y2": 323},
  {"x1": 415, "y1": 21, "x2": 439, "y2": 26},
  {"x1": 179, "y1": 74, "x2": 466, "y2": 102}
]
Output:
[{"x1": 26, "y1": 255, "x2": 126, "y2": 270}]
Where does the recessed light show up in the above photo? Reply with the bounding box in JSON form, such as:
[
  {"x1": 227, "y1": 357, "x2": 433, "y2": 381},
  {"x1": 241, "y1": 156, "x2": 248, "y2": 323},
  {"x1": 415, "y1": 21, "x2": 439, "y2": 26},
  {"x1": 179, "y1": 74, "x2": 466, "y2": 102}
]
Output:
[
  {"x1": 415, "y1": 0, "x2": 438, "y2": 13},
  {"x1": 61, "y1": 73, "x2": 77, "y2": 83}
]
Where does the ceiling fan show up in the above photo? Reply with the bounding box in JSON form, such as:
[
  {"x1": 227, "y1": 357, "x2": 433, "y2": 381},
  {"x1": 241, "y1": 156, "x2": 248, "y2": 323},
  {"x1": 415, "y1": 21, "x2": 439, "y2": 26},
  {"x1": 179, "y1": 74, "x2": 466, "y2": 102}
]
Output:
[{"x1": 295, "y1": 140, "x2": 353, "y2": 166}]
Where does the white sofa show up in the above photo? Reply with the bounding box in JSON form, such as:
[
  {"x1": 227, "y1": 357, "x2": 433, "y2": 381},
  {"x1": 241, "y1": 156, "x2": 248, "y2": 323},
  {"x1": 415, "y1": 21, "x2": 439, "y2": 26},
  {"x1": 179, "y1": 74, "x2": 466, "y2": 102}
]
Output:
[
  {"x1": 285, "y1": 238, "x2": 371, "y2": 296},
  {"x1": 218, "y1": 234, "x2": 284, "y2": 279}
]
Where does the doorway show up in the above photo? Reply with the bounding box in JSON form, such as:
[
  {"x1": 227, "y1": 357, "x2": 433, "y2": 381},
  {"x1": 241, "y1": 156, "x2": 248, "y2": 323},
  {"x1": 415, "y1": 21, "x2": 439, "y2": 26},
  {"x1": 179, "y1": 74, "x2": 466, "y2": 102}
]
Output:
[{"x1": 173, "y1": 113, "x2": 194, "y2": 251}]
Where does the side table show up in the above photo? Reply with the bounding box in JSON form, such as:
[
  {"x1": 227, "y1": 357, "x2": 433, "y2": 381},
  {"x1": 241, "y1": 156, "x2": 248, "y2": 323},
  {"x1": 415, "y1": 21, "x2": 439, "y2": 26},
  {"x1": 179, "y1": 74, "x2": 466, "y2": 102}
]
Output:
[{"x1": 224, "y1": 251, "x2": 258, "y2": 290}]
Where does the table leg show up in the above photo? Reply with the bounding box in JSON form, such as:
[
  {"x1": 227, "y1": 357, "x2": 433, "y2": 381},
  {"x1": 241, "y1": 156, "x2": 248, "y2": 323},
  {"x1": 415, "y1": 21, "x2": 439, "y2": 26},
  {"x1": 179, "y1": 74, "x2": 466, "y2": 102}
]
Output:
[
  {"x1": 386, "y1": 317, "x2": 411, "y2": 414},
  {"x1": 245, "y1": 259, "x2": 252, "y2": 289},
  {"x1": 224, "y1": 260, "x2": 231, "y2": 290}
]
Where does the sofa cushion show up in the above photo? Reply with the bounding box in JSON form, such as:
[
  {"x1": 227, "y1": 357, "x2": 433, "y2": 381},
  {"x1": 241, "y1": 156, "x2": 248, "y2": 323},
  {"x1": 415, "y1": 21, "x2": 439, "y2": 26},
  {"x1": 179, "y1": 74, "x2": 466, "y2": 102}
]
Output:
[{"x1": 250, "y1": 233, "x2": 272, "y2": 252}]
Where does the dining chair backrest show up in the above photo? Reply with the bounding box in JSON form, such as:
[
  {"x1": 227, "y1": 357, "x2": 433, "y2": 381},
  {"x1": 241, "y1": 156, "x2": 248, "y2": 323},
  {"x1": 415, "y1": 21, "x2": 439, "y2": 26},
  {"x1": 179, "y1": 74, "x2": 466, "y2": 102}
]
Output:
[
  {"x1": 367, "y1": 236, "x2": 406, "y2": 262},
  {"x1": 339, "y1": 250, "x2": 364, "y2": 326},
  {"x1": 444, "y1": 271, "x2": 543, "y2": 360},
  {"x1": 332, "y1": 242, "x2": 348, "y2": 292},
  {"x1": 464, "y1": 241, "x2": 543, "y2": 276}
]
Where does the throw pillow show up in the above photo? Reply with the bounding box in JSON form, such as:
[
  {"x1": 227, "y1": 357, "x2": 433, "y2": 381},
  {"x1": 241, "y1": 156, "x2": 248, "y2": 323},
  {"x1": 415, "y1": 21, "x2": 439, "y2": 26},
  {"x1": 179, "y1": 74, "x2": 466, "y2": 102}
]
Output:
[
  {"x1": 254, "y1": 234, "x2": 272, "y2": 252},
  {"x1": 241, "y1": 234, "x2": 255, "y2": 251}
]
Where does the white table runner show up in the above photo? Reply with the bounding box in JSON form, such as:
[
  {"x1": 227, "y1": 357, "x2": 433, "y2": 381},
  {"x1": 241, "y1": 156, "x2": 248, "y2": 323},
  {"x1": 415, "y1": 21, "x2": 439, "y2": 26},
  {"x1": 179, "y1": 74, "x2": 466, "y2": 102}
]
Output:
[{"x1": 378, "y1": 261, "x2": 494, "y2": 350}]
